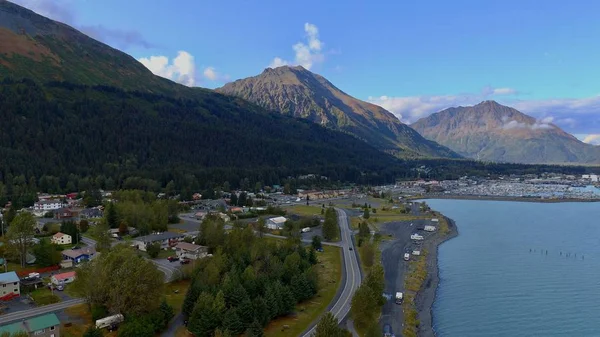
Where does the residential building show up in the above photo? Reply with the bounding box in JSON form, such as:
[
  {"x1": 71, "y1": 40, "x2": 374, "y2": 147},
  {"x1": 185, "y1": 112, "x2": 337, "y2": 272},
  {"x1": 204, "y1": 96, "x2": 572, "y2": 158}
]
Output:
[
  {"x1": 62, "y1": 247, "x2": 96, "y2": 264},
  {"x1": 60, "y1": 260, "x2": 73, "y2": 269},
  {"x1": 0, "y1": 271, "x2": 20, "y2": 301},
  {"x1": 0, "y1": 313, "x2": 60, "y2": 337},
  {"x1": 54, "y1": 208, "x2": 74, "y2": 219},
  {"x1": 131, "y1": 232, "x2": 185, "y2": 251},
  {"x1": 51, "y1": 271, "x2": 76, "y2": 285},
  {"x1": 175, "y1": 242, "x2": 208, "y2": 260},
  {"x1": 33, "y1": 200, "x2": 64, "y2": 212},
  {"x1": 80, "y1": 207, "x2": 103, "y2": 219},
  {"x1": 51, "y1": 232, "x2": 72, "y2": 245},
  {"x1": 266, "y1": 216, "x2": 287, "y2": 230}
]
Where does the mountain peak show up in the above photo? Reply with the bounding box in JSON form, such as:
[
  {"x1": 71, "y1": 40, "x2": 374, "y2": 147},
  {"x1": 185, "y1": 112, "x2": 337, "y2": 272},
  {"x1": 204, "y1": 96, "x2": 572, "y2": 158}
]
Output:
[
  {"x1": 217, "y1": 67, "x2": 460, "y2": 159},
  {"x1": 411, "y1": 102, "x2": 600, "y2": 164}
]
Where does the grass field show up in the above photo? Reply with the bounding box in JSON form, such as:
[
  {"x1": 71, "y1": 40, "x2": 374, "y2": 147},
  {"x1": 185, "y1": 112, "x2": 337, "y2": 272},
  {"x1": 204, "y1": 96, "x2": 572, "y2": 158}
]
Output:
[
  {"x1": 164, "y1": 280, "x2": 191, "y2": 315},
  {"x1": 285, "y1": 205, "x2": 324, "y2": 217},
  {"x1": 264, "y1": 245, "x2": 342, "y2": 337},
  {"x1": 29, "y1": 287, "x2": 61, "y2": 305}
]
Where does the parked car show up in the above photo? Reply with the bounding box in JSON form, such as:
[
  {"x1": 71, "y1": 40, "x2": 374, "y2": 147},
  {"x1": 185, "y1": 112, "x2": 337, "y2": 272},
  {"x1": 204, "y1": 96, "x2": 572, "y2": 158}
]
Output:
[
  {"x1": 167, "y1": 256, "x2": 179, "y2": 262},
  {"x1": 180, "y1": 258, "x2": 191, "y2": 265}
]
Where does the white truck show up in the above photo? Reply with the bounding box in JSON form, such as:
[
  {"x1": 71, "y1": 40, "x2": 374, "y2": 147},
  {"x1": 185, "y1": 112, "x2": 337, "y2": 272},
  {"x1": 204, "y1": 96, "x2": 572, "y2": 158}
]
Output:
[
  {"x1": 410, "y1": 233, "x2": 424, "y2": 241},
  {"x1": 301, "y1": 227, "x2": 311, "y2": 233},
  {"x1": 395, "y1": 292, "x2": 404, "y2": 304},
  {"x1": 424, "y1": 225, "x2": 436, "y2": 232},
  {"x1": 96, "y1": 314, "x2": 124, "y2": 330},
  {"x1": 403, "y1": 253, "x2": 410, "y2": 261}
]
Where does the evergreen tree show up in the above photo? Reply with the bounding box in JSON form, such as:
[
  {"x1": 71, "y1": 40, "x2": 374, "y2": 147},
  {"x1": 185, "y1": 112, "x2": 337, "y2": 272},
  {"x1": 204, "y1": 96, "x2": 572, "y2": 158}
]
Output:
[
  {"x1": 82, "y1": 326, "x2": 103, "y2": 337},
  {"x1": 313, "y1": 312, "x2": 344, "y2": 337},
  {"x1": 246, "y1": 320, "x2": 264, "y2": 337},
  {"x1": 363, "y1": 208, "x2": 370, "y2": 219},
  {"x1": 105, "y1": 203, "x2": 118, "y2": 228},
  {"x1": 311, "y1": 235, "x2": 322, "y2": 250},
  {"x1": 223, "y1": 309, "x2": 245, "y2": 335}
]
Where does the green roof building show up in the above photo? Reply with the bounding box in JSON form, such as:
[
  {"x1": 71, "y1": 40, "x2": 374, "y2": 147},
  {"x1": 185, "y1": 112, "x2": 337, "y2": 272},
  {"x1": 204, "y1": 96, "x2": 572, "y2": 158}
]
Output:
[{"x1": 0, "y1": 313, "x2": 60, "y2": 337}]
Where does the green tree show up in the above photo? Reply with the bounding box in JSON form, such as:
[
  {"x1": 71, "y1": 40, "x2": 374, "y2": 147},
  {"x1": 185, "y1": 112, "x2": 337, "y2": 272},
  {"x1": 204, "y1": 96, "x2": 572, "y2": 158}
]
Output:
[
  {"x1": 79, "y1": 219, "x2": 90, "y2": 233},
  {"x1": 358, "y1": 222, "x2": 370, "y2": 238},
  {"x1": 33, "y1": 240, "x2": 62, "y2": 267},
  {"x1": 256, "y1": 217, "x2": 266, "y2": 238},
  {"x1": 71, "y1": 245, "x2": 165, "y2": 316},
  {"x1": 322, "y1": 208, "x2": 339, "y2": 241},
  {"x1": 146, "y1": 242, "x2": 161, "y2": 258},
  {"x1": 165, "y1": 180, "x2": 176, "y2": 197},
  {"x1": 230, "y1": 193, "x2": 238, "y2": 207},
  {"x1": 118, "y1": 222, "x2": 129, "y2": 235},
  {"x1": 313, "y1": 312, "x2": 344, "y2": 337},
  {"x1": 90, "y1": 220, "x2": 112, "y2": 252},
  {"x1": 7, "y1": 212, "x2": 36, "y2": 266},
  {"x1": 223, "y1": 309, "x2": 244, "y2": 335},
  {"x1": 60, "y1": 221, "x2": 80, "y2": 244},
  {"x1": 105, "y1": 203, "x2": 119, "y2": 229},
  {"x1": 117, "y1": 317, "x2": 155, "y2": 337},
  {"x1": 365, "y1": 322, "x2": 382, "y2": 337},
  {"x1": 4, "y1": 206, "x2": 16, "y2": 226},
  {"x1": 363, "y1": 208, "x2": 370, "y2": 219},
  {"x1": 84, "y1": 189, "x2": 103, "y2": 207},
  {"x1": 246, "y1": 320, "x2": 264, "y2": 337},
  {"x1": 311, "y1": 235, "x2": 322, "y2": 250}
]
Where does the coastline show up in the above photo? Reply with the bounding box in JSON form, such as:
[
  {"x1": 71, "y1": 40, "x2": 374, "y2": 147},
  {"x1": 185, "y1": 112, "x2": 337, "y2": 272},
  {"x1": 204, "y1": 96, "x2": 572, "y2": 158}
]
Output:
[
  {"x1": 414, "y1": 216, "x2": 459, "y2": 337},
  {"x1": 415, "y1": 194, "x2": 600, "y2": 203}
]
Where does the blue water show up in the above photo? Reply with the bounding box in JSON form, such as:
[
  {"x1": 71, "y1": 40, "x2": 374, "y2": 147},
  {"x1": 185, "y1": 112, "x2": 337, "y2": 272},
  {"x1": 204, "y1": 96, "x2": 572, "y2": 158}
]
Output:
[{"x1": 428, "y1": 199, "x2": 600, "y2": 337}]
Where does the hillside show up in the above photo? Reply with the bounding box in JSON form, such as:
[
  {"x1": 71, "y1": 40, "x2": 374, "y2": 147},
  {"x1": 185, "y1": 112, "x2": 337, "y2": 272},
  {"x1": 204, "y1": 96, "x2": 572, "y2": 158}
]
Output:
[
  {"x1": 0, "y1": 79, "x2": 402, "y2": 190},
  {"x1": 217, "y1": 66, "x2": 460, "y2": 159},
  {"x1": 0, "y1": 0, "x2": 404, "y2": 195},
  {"x1": 411, "y1": 100, "x2": 600, "y2": 164}
]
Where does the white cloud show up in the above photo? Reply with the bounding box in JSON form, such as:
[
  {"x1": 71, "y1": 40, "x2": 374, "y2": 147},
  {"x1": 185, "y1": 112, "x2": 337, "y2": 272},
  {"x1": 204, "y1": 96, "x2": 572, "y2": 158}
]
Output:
[
  {"x1": 269, "y1": 22, "x2": 325, "y2": 70},
  {"x1": 269, "y1": 57, "x2": 289, "y2": 68},
  {"x1": 139, "y1": 51, "x2": 196, "y2": 86},
  {"x1": 501, "y1": 119, "x2": 553, "y2": 130},
  {"x1": 203, "y1": 67, "x2": 217, "y2": 81},
  {"x1": 582, "y1": 134, "x2": 600, "y2": 145},
  {"x1": 492, "y1": 87, "x2": 518, "y2": 95}
]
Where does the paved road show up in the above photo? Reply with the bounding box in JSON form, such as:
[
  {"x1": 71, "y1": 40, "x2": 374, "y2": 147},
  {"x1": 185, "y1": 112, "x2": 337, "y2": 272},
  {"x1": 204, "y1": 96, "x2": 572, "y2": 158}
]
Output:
[
  {"x1": 300, "y1": 208, "x2": 361, "y2": 337},
  {"x1": 0, "y1": 299, "x2": 85, "y2": 325}
]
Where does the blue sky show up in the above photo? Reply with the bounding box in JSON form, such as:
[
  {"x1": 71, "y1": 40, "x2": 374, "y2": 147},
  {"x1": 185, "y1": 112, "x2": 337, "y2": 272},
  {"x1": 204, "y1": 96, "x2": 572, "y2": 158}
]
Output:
[{"x1": 14, "y1": 0, "x2": 600, "y2": 143}]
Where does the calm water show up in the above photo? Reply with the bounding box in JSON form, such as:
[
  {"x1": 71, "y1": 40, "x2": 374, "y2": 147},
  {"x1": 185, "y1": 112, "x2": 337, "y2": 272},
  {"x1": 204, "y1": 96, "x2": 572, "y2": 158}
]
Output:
[{"x1": 428, "y1": 199, "x2": 600, "y2": 337}]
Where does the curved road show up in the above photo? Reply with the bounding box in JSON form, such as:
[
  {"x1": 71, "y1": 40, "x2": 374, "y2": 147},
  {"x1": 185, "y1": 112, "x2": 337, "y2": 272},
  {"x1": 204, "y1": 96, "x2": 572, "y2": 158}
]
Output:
[{"x1": 301, "y1": 208, "x2": 361, "y2": 336}]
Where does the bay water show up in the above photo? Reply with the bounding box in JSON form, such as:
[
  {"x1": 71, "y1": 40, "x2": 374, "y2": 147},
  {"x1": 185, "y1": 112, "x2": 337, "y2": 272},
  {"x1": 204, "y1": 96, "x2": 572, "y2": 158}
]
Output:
[{"x1": 428, "y1": 199, "x2": 600, "y2": 337}]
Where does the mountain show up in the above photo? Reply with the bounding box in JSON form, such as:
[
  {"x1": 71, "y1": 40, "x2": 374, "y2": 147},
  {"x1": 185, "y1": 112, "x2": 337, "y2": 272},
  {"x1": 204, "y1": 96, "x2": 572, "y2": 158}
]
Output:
[
  {"x1": 411, "y1": 100, "x2": 600, "y2": 164},
  {"x1": 216, "y1": 66, "x2": 460, "y2": 159},
  {"x1": 0, "y1": 0, "x2": 403, "y2": 194}
]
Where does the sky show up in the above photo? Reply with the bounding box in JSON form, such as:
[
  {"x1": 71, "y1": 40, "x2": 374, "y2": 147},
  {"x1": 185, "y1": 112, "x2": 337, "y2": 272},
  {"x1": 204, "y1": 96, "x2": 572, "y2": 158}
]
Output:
[{"x1": 12, "y1": 0, "x2": 600, "y2": 144}]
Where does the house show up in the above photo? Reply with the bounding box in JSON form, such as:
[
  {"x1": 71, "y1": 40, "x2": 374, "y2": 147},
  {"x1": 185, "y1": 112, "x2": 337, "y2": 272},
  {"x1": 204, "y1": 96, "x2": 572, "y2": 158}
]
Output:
[
  {"x1": 51, "y1": 271, "x2": 76, "y2": 285},
  {"x1": 229, "y1": 207, "x2": 243, "y2": 213},
  {"x1": 62, "y1": 247, "x2": 96, "y2": 264},
  {"x1": 51, "y1": 232, "x2": 72, "y2": 245},
  {"x1": 131, "y1": 232, "x2": 185, "y2": 251},
  {"x1": 34, "y1": 200, "x2": 64, "y2": 212},
  {"x1": 80, "y1": 207, "x2": 103, "y2": 219},
  {"x1": 266, "y1": 216, "x2": 287, "y2": 230},
  {"x1": 0, "y1": 271, "x2": 20, "y2": 301},
  {"x1": 175, "y1": 242, "x2": 208, "y2": 260},
  {"x1": 54, "y1": 208, "x2": 74, "y2": 219},
  {"x1": 0, "y1": 313, "x2": 60, "y2": 337}
]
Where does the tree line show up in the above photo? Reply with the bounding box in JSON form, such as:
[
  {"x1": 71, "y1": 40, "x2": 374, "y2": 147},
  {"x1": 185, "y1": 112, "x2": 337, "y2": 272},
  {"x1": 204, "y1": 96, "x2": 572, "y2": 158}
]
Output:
[{"x1": 183, "y1": 215, "x2": 319, "y2": 336}]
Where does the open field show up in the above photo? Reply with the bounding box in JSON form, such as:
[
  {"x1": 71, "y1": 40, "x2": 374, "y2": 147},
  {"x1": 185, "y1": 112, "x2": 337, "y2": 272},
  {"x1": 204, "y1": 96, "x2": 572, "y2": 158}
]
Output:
[
  {"x1": 264, "y1": 245, "x2": 342, "y2": 337},
  {"x1": 285, "y1": 205, "x2": 324, "y2": 217}
]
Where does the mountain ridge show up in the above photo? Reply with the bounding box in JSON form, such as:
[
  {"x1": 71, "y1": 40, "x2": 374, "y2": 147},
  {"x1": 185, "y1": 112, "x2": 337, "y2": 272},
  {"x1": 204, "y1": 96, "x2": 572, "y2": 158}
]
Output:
[
  {"x1": 411, "y1": 100, "x2": 600, "y2": 164},
  {"x1": 217, "y1": 65, "x2": 461, "y2": 159}
]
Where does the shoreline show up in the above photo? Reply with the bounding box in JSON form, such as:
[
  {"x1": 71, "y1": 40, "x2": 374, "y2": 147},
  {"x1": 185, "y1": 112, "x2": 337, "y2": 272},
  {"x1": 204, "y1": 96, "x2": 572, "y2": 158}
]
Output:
[
  {"x1": 415, "y1": 194, "x2": 600, "y2": 203},
  {"x1": 414, "y1": 216, "x2": 459, "y2": 337}
]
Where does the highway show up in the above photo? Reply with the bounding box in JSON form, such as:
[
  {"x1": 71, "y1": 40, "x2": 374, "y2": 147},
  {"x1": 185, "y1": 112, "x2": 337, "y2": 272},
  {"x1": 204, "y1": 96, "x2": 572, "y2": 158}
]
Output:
[
  {"x1": 0, "y1": 299, "x2": 85, "y2": 325},
  {"x1": 300, "y1": 208, "x2": 361, "y2": 337}
]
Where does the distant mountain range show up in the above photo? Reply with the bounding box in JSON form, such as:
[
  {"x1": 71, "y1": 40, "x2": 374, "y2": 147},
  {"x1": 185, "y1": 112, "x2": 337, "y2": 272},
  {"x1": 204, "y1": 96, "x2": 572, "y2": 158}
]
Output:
[
  {"x1": 217, "y1": 66, "x2": 460, "y2": 159},
  {"x1": 0, "y1": 0, "x2": 403, "y2": 188},
  {"x1": 411, "y1": 100, "x2": 600, "y2": 165}
]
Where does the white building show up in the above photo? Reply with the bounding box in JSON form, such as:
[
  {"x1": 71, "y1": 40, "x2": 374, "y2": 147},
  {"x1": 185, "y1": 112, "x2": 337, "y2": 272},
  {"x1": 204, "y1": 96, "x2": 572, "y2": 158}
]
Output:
[
  {"x1": 266, "y1": 216, "x2": 287, "y2": 230},
  {"x1": 582, "y1": 174, "x2": 599, "y2": 182},
  {"x1": 33, "y1": 200, "x2": 64, "y2": 212},
  {"x1": 175, "y1": 242, "x2": 208, "y2": 260},
  {"x1": 51, "y1": 232, "x2": 72, "y2": 245},
  {"x1": 0, "y1": 272, "x2": 20, "y2": 300}
]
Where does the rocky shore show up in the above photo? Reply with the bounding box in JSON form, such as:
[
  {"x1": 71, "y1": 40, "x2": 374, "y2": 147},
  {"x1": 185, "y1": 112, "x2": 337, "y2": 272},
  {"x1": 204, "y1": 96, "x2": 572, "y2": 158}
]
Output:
[{"x1": 414, "y1": 217, "x2": 459, "y2": 337}]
